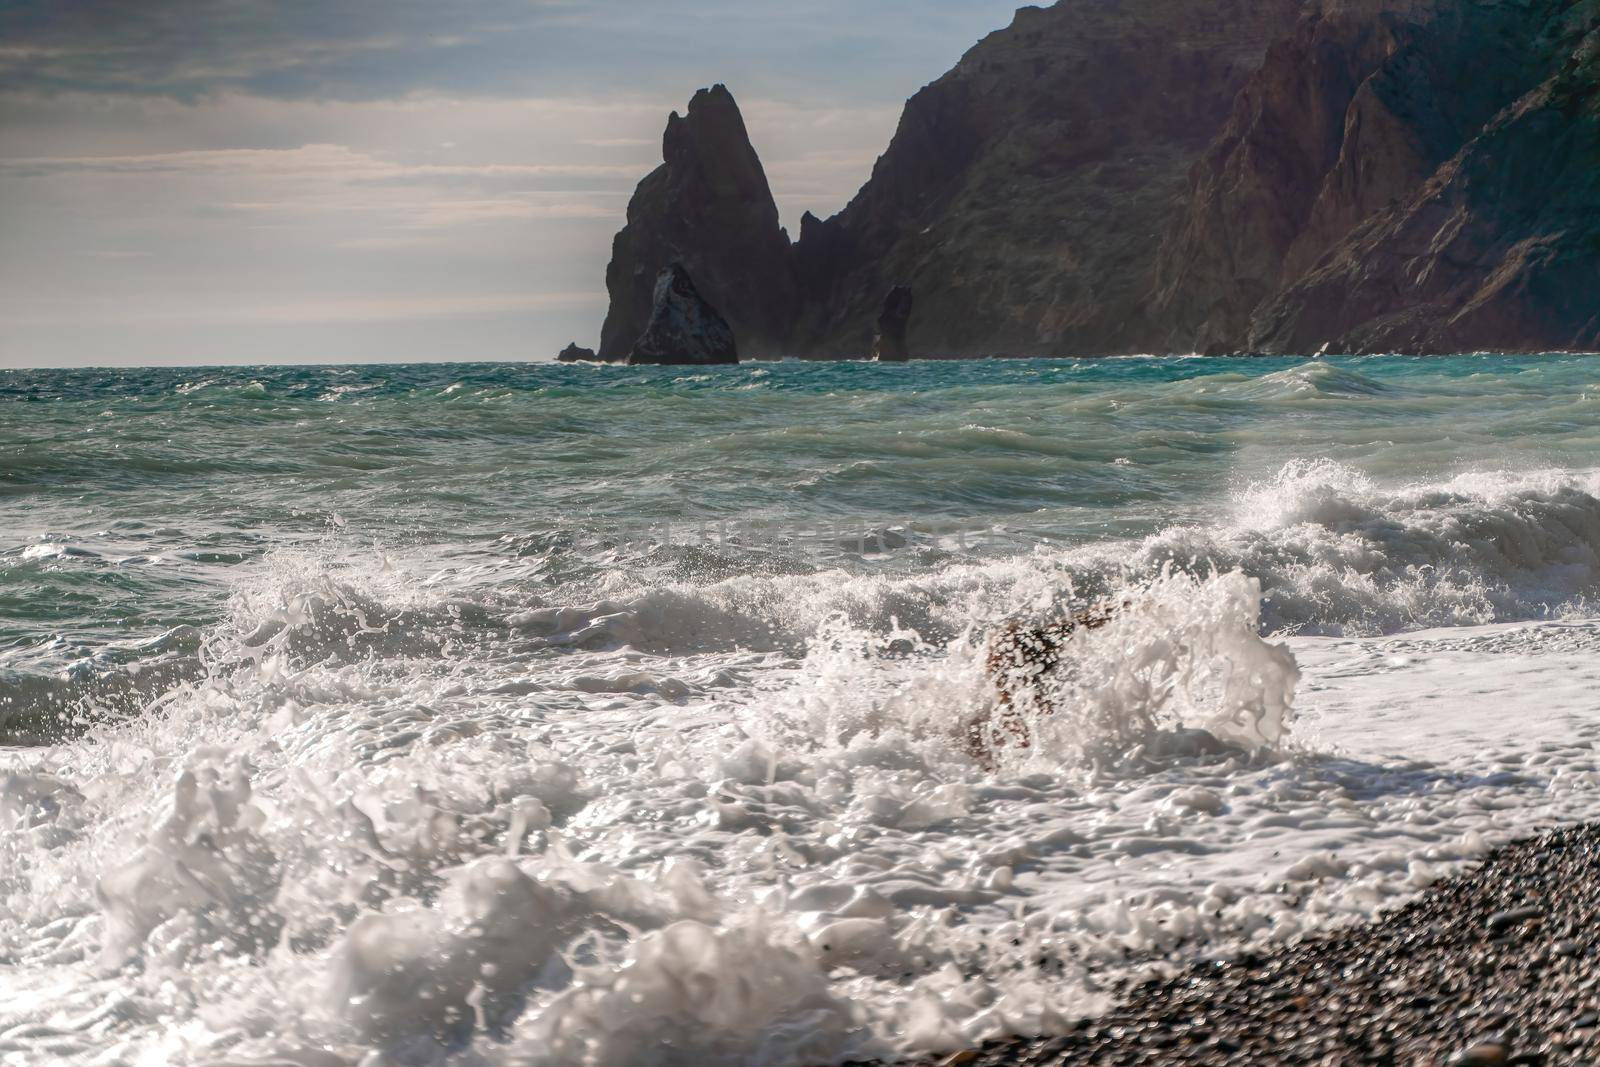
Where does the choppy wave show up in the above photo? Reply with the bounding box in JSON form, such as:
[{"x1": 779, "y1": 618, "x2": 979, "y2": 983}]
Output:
[
  {"x1": 8, "y1": 503, "x2": 1599, "y2": 1065},
  {"x1": 1249, "y1": 360, "x2": 1393, "y2": 397},
  {"x1": 498, "y1": 461, "x2": 1600, "y2": 659},
  {"x1": 1134, "y1": 460, "x2": 1600, "y2": 635},
  {"x1": 8, "y1": 357, "x2": 1600, "y2": 1065},
  {"x1": 8, "y1": 459, "x2": 1598, "y2": 747}
]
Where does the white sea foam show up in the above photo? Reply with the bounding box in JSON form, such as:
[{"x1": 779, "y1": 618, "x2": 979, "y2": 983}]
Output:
[
  {"x1": 508, "y1": 461, "x2": 1600, "y2": 652},
  {"x1": 1107, "y1": 461, "x2": 1600, "y2": 634},
  {"x1": 4, "y1": 461, "x2": 1600, "y2": 1065}
]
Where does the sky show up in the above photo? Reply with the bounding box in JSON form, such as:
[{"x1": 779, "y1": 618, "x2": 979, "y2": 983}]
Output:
[{"x1": 0, "y1": 0, "x2": 1028, "y2": 368}]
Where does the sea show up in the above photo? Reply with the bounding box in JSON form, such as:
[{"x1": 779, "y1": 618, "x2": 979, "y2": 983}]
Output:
[{"x1": 4, "y1": 355, "x2": 1600, "y2": 1066}]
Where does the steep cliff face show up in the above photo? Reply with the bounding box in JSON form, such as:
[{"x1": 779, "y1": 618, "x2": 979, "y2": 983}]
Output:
[
  {"x1": 789, "y1": 0, "x2": 1308, "y2": 358},
  {"x1": 1157, "y1": 0, "x2": 1600, "y2": 353},
  {"x1": 1249, "y1": 2, "x2": 1600, "y2": 353},
  {"x1": 597, "y1": 84, "x2": 796, "y2": 361},
  {"x1": 591, "y1": 0, "x2": 1600, "y2": 359}
]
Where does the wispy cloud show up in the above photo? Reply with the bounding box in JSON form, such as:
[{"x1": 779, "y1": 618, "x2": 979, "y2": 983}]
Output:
[
  {"x1": 0, "y1": 0, "x2": 1026, "y2": 365},
  {"x1": 579, "y1": 137, "x2": 656, "y2": 149},
  {"x1": 0, "y1": 146, "x2": 637, "y2": 181},
  {"x1": 0, "y1": 1, "x2": 1023, "y2": 103},
  {"x1": 0, "y1": 290, "x2": 605, "y2": 326},
  {"x1": 1, "y1": 142, "x2": 633, "y2": 239}
]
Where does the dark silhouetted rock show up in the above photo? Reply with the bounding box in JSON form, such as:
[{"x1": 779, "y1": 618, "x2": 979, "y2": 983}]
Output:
[
  {"x1": 556, "y1": 343, "x2": 598, "y2": 363},
  {"x1": 598, "y1": 84, "x2": 796, "y2": 361},
  {"x1": 785, "y1": 0, "x2": 1307, "y2": 358},
  {"x1": 590, "y1": 1, "x2": 1600, "y2": 359},
  {"x1": 871, "y1": 286, "x2": 914, "y2": 362},
  {"x1": 627, "y1": 264, "x2": 738, "y2": 366}
]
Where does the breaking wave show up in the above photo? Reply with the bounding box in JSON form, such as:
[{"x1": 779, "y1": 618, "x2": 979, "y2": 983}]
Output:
[
  {"x1": 8, "y1": 446, "x2": 1600, "y2": 1064},
  {"x1": 500, "y1": 461, "x2": 1600, "y2": 657},
  {"x1": 8, "y1": 460, "x2": 1597, "y2": 748}
]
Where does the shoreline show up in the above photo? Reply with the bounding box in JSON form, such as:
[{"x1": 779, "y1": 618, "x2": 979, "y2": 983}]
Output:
[
  {"x1": 553, "y1": 349, "x2": 1600, "y2": 366},
  {"x1": 881, "y1": 823, "x2": 1600, "y2": 1066}
]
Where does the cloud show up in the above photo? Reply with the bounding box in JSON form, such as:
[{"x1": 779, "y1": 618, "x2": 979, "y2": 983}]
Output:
[
  {"x1": 0, "y1": 141, "x2": 633, "y2": 242},
  {"x1": 0, "y1": 0, "x2": 1027, "y2": 104},
  {"x1": 0, "y1": 290, "x2": 604, "y2": 326},
  {"x1": 0, "y1": 0, "x2": 534, "y2": 100},
  {"x1": 0, "y1": 145, "x2": 637, "y2": 182},
  {"x1": 0, "y1": 1, "x2": 1029, "y2": 365}
]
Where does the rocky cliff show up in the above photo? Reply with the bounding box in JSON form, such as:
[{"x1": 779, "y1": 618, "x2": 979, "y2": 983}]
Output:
[
  {"x1": 597, "y1": 84, "x2": 796, "y2": 361},
  {"x1": 1158, "y1": 0, "x2": 1600, "y2": 354},
  {"x1": 591, "y1": 0, "x2": 1600, "y2": 359},
  {"x1": 789, "y1": 0, "x2": 1308, "y2": 358}
]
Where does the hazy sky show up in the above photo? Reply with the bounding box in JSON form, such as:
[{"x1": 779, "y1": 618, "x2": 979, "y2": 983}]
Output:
[{"x1": 0, "y1": 1, "x2": 1027, "y2": 368}]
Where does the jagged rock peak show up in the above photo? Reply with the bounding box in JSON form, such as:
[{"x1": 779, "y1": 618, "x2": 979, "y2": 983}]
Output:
[
  {"x1": 588, "y1": 0, "x2": 1600, "y2": 359},
  {"x1": 597, "y1": 84, "x2": 797, "y2": 362},
  {"x1": 627, "y1": 263, "x2": 739, "y2": 366},
  {"x1": 662, "y1": 85, "x2": 764, "y2": 194},
  {"x1": 872, "y1": 286, "x2": 914, "y2": 362}
]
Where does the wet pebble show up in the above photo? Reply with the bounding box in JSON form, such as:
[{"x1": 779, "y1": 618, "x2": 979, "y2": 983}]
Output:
[
  {"x1": 1448, "y1": 1040, "x2": 1510, "y2": 1066},
  {"x1": 1486, "y1": 906, "x2": 1543, "y2": 935}
]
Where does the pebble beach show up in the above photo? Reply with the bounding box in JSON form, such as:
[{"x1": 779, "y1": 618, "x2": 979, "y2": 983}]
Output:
[{"x1": 904, "y1": 824, "x2": 1600, "y2": 1066}]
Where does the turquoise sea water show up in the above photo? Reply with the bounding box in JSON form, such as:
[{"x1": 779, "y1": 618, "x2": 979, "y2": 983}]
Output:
[
  {"x1": 7, "y1": 354, "x2": 1600, "y2": 1065},
  {"x1": 4, "y1": 355, "x2": 1600, "y2": 737}
]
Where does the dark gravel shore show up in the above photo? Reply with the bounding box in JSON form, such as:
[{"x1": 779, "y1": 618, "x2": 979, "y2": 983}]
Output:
[{"x1": 894, "y1": 824, "x2": 1600, "y2": 1066}]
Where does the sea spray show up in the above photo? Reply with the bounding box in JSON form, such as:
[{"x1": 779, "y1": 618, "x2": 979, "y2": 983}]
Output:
[
  {"x1": 8, "y1": 519, "x2": 1599, "y2": 1064},
  {"x1": 749, "y1": 569, "x2": 1297, "y2": 775},
  {"x1": 991, "y1": 570, "x2": 1299, "y2": 768},
  {"x1": 9, "y1": 358, "x2": 1600, "y2": 1064},
  {"x1": 96, "y1": 757, "x2": 280, "y2": 968},
  {"x1": 513, "y1": 918, "x2": 863, "y2": 1067}
]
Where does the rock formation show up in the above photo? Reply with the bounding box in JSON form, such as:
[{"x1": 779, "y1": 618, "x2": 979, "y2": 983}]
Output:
[
  {"x1": 627, "y1": 264, "x2": 739, "y2": 365},
  {"x1": 556, "y1": 343, "x2": 598, "y2": 363},
  {"x1": 592, "y1": 0, "x2": 1600, "y2": 358},
  {"x1": 1156, "y1": 0, "x2": 1600, "y2": 354},
  {"x1": 871, "y1": 286, "x2": 914, "y2": 362},
  {"x1": 598, "y1": 84, "x2": 795, "y2": 361},
  {"x1": 788, "y1": 0, "x2": 1308, "y2": 358}
]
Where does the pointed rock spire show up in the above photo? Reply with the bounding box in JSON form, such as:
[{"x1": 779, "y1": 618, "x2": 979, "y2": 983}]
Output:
[{"x1": 598, "y1": 85, "x2": 797, "y2": 361}]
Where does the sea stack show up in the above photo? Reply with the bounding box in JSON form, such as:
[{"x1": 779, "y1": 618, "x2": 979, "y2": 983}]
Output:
[
  {"x1": 598, "y1": 84, "x2": 796, "y2": 361},
  {"x1": 556, "y1": 343, "x2": 598, "y2": 363},
  {"x1": 871, "y1": 286, "x2": 914, "y2": 362},
  {"x1": 627, "y1": 264, "x2": 738, "y2": 365}
]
